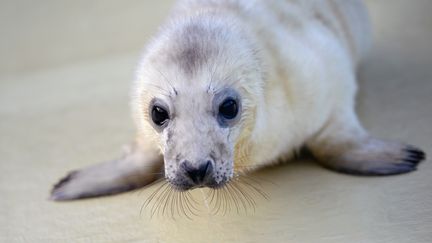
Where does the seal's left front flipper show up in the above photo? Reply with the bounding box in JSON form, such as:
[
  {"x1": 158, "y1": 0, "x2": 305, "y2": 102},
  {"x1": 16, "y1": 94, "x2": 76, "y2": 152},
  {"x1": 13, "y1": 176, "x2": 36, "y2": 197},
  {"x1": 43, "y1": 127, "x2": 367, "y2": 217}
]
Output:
[
  {"x1": 50, "y1": 142, "x2": 163, "y2": 201},
  {"x1": 307, "y1": 109, "x2": 426, "y2": 176},
  {"x1": 311, "y1": 137, "x2": 425, "y2": 175}
]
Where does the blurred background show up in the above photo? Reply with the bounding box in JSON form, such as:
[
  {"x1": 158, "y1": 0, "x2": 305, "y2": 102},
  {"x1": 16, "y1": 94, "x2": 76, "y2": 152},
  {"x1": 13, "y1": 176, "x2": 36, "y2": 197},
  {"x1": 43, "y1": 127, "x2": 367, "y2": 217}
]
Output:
[
  {"x1": 1, "y1": 1, "x2": 431, "y2": 242},
  {"x1": 0, "y1": 0, "x2": 173, "y2": 75}
]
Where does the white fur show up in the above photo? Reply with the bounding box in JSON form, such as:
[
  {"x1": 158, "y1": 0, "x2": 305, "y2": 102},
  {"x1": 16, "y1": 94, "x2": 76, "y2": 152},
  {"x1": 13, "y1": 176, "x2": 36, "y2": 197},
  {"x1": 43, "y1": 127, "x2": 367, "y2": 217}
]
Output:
[
  {"x1": 51, "y1": 0, "x2": 425, "y2": 201},
  {"x1": 133, "y1": 0, "x2": 370, "y2": 170}
]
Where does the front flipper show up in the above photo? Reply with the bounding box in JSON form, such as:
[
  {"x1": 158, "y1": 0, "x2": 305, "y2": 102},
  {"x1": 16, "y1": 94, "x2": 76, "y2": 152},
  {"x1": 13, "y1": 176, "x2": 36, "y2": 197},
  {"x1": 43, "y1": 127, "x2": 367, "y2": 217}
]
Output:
[
  {"x1": 50, "y1": 141, "x2": 163, "y2": 201},
  {"x1": 308, "y1": 110, "x2": 426, "y2": 175}
]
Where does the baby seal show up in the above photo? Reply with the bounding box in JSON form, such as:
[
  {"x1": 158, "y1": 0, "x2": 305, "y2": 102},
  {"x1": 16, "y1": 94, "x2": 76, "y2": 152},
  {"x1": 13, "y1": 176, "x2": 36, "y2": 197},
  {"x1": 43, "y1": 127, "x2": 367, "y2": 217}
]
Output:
[{"x1": 51, "y1": 0, "x2": 425, "y2": 200}]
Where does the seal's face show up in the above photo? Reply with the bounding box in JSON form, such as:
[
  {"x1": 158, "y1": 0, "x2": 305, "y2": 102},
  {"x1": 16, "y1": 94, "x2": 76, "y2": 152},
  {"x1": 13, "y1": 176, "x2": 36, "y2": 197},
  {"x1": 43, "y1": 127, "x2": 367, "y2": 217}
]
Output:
[
  {"x1": 134, "y1": 19, "x2": 263, "y2": 191},
  {"x1": 148, "y1": 88, "x2": 242, "y2": 190}
]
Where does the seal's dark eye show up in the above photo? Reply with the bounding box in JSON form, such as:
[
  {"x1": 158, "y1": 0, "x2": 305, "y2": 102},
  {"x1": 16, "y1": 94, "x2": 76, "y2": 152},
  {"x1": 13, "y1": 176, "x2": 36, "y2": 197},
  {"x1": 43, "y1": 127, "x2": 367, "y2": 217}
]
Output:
[
  {"x1": 219, "y1": 98, "x2": 238, "y2": 120},
  {"x1": 151, "y1": 106, "x2": 169, "y2": 126}
]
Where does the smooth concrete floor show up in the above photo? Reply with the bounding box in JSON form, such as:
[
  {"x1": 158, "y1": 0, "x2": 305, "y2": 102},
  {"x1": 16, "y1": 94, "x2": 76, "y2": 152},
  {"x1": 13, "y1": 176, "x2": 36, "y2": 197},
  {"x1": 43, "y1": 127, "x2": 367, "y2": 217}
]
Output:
[{"x1": 1, "y1": 1, "x2": 431, "y2": 242}]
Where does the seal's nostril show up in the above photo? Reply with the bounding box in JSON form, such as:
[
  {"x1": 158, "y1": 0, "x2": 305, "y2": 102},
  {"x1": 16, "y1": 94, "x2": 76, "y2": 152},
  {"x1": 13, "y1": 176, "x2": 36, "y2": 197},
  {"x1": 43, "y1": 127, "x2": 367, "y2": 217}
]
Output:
[
  {"x1": 206, "y1": 160, "x2": 213, "y2": 167},
  {"x1": 200, "y1": 160, "x2": 212, "y2": 175},
  {"x1": 182, "y1": 160, "x2": 212, "y2": 184}
]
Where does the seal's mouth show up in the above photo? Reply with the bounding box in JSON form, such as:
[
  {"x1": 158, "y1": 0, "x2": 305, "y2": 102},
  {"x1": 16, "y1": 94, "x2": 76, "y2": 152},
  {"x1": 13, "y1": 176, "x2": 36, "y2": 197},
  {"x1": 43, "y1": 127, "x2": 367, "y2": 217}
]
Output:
[
  {"x1": 169, "y1": 181, "x2": 228, "y2": 191},
  {"x1": 167, "y1": 170, "x2": 231, "y2": 191}
]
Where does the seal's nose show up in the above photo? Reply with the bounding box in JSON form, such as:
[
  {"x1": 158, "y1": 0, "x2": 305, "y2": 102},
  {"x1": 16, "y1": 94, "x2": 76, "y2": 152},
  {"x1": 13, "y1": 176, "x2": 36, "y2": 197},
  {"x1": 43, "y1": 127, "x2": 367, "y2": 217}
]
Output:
[{"x1": 181, "y1": 160, "x2": 212, "y2": 184}]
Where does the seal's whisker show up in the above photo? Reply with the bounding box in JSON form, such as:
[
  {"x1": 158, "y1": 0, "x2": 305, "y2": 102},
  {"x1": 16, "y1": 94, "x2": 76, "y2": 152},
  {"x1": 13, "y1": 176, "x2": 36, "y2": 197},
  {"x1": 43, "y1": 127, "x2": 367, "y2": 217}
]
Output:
[
  {"x1": 137, "y1": 177, "x2": 164, "y2": 197},
  {"x1": 179, "y1": 191, "x2": 189, "y2": 219},
  {"x1": 228, "y1": 182, "x2": 247, "y2": 214},
  {"x1": 231, "y1": 180, "x2": 256, "y2": 212},
  {"x1": 212, "y1": 69, "x2": 237, "y2": 94},
  {"x1": 209, "y1": 189, "x2": 217, "y2": 213},
  {"x1": 182, "y1": 191, "x2": 195, "y2": 216},
  {"x1": 162, "y1": 186, "x2": 173, "y2": 218},
  {"x1": 141, "y1": 180, "x2": 168, "y2": 215},
  {"x1": 148, "y1": 183, "x2": 166, "y2": 218},
  {"x1": 224, "y1": 185, "x2": 234, "y2": 213},
  {"x1": 168, "y1": 190, "x2": 178, "y2": 220},
  {"x1": 167, "y1": 187, "x2": 175, "y2": 219},
  {"x1": 206, "y1": 62, "x2": 218, "y2": 93},
  {"x1": 169, "y1": 189, "x2": 175, "y2": 218},
  {"x1": 210, "y1": 189, "x2": 216, "y2": 213},
  {"x1": 237, "y1": 177, "x2": 269, "y2": 200},
  {"x1": 175, "y1": 191, "x2": 181, "y2": 218},
  {"x1": 234, "y1": 165, "x2": 258, "y2": 168},
  {"x1": 141, "y1": 173, "x2": 270, "y2": 218},
  {"x1": 150, "y1": 183, "x2": 165, "y2": 218},
  {"x1": 203, "y1": 188, "x2": 213, "y2": 201},
  {"x1": 208, "y1": 188, "x2": 217, "y2": 206},
  {"x1": 242, "y1": 184, "x2": 257, "y2": 213},
  {"x1": 213, "y1": 188, "x2": 223, "y2": 215},
  {"x1": 145, "y1": 181, "x2": 168, "y2": 204},
  {"x1": 227, "y1": 183, "x2": 241, "y2": 214},
  {"x1": 223, "y1": 186, "x2": 231, "y2": 216},
  {"x1": 162, "y1": 186, "x2": 174, "y2": 218},
  {"x1": 186, "y1": 190, "x2": 199, "y2": 205},
  {"x1": 240, "y1": 174, "x2": 277, "y2": 187},
  {"x1": 143, "y1": 83, "x2": 171, "y2": 97},
  {"x1": 154, "y1": 66, "x2": 177, "y2": 96},
  {"x1": 219, "y1": 187, "x2": 228, "y2": 215},
  {"x1": 173, "y1": 190, "x2": 179, "y2": 219},
  {"x1": 153, "y1": 183, "x2": 172, "y2": 218},
  {"x1": 186, "y1": 191, "x2": 199, "y2": 212},
  {"x1": 216, "y1": 188, "x2": 223, "y2": 215},
  {"x1": 178, "y1": 191, "x2": 184, "y2": 218},
  {"x1": 184, "y1": 193, "x2": 192, "y2": 218}
]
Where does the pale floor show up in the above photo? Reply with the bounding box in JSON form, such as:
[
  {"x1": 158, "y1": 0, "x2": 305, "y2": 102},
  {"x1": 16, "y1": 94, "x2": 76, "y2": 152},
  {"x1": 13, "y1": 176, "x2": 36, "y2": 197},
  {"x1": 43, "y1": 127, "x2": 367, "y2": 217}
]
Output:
[{"x1": 1, "y1": 1, "x2": 431, "y2": 242}]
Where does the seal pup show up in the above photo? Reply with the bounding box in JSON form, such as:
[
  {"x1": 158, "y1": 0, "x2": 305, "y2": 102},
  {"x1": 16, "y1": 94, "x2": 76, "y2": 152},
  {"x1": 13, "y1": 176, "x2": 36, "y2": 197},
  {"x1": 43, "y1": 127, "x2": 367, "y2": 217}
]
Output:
[{"x1": 51, "y1": 0, "x2": 425, "y2": 200}]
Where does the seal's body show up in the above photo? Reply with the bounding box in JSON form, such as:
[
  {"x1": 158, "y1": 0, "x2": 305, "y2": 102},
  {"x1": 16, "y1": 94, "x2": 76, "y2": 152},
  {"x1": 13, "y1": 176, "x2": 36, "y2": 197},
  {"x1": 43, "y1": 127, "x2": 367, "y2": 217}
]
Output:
[{"x1": 51, "y1": 0, "x2": 425, "y2": 200}]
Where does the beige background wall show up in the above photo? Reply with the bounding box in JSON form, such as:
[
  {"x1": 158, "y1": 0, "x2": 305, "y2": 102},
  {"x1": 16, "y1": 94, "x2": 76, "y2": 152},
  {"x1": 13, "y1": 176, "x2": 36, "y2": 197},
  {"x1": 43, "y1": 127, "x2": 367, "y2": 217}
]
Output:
[
  {"x1": 1, "y1": 1, "x2": 431, "y2": 242},
  {"x1": 0, "y1": 0, "x2": 174, "y2": 75}
]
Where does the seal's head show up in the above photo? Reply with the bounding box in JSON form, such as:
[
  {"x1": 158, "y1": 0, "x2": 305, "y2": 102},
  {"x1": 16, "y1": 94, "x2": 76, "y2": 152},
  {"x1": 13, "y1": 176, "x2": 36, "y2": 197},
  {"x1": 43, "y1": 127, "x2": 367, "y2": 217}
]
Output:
[{"x1": 133, "y1": 16, "x2": 263, "y2": 190}]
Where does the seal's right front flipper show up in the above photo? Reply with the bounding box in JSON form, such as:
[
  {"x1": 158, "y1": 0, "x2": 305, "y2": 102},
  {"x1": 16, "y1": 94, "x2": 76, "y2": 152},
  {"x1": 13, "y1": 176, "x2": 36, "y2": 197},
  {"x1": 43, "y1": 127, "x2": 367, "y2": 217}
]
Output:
[{"x1": 50, "y1": 142, "x2": 163, "y2": 201}]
